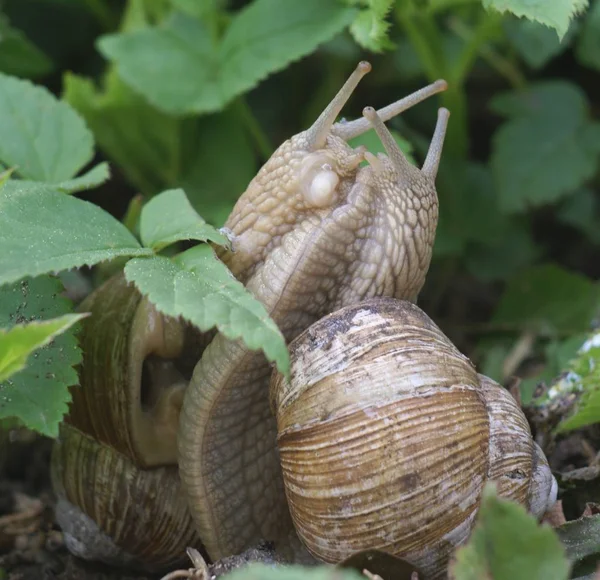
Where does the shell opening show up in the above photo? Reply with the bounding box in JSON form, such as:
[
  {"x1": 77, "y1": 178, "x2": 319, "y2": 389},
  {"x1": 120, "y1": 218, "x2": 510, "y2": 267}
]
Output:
[
  {"x1": 140, "y1": 356, "x2": 186, "y2": 411},
  {"x1": 129, "y1": 300, "x2": 189, "y2": 466}
]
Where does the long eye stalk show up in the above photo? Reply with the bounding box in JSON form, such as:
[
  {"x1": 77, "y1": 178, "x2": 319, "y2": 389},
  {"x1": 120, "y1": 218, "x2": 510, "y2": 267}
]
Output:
[
  {"x1": 333, "y1": 80, "x2": 448, "y2": 141},
  {"x1": 305, "y1": 61, "x2": 372, "y2": 151},
  {"x1": 362, "y1": 106, "x2": 413, "y2": 175},
  {"x1": 422, "y1": 108, "x2": 450, "y2": 180}
]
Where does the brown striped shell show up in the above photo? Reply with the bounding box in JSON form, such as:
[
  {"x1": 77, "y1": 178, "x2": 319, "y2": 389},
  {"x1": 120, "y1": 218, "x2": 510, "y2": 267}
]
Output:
[
  {"x1": 270, "y1": 297, "x2": 557, "y2": 579},
  {"x1": 50, "y1": 273, "x2": 206, "y2": 571},
  {"x1": 51, "y1": 424, "x2": 201, "y2": 572},
  {"x1": 66, "y1": 273, "x2": 206, "y2": 468}
]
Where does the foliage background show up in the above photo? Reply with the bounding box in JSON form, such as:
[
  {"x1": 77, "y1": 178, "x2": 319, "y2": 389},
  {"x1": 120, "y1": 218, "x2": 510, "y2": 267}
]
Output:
[
  {"x1": 1, "y1": 0, "x2": 600, "y2": 455},
  {"x1": 5, "y1": 0, "x2": 598, "y2": 393},
  {"x1": 1, "y1": 0, "x2": 600, "y2": 578}
]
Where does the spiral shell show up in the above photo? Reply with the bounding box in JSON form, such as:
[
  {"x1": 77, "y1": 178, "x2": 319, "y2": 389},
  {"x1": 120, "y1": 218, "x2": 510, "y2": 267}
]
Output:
[
  {"x1": 66, "y1": 273, "x2": 206, "y2": 467},
  {"x1": 51, "y1": 424, "x2": 201, "y2": 571},
  {"x1": 51, "y1": 273, "x2": 206, "y2": 570},
  {"x1": 270, "y1": 297, "x2": 557, "y2": 579}
]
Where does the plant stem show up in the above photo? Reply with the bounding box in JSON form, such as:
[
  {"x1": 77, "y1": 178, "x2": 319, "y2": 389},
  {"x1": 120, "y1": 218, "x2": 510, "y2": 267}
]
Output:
[
  {"x1": 122, "y1": 194, "x2": 144, "y2": 233},
  {"x1": 234, "y1": 98, "x2": 273, "y2": 161},
  {"x1": 82, "y1": 0, "x2": 118, "y2": 30},
  {"x1": 395, "y1": 2, "x2": 469, "y2": 159},
  {"x1": 395, "y1": 4, "x2": 446, "y2": 81},
  {"x1": 447, "y1": 15, "x2": 527, "y2": 89}
]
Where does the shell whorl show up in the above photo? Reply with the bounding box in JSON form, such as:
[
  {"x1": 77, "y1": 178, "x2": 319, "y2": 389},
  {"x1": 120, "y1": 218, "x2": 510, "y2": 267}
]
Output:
[
  {"x1": 51, "y1": 424, "x2": 204, "y2": 572},
  {"x1": 52, "y1": 273, "x2": 208, "y2": 569},
  {"x1": 270, "y1": 298, "x2": 557, "y2": 579}
]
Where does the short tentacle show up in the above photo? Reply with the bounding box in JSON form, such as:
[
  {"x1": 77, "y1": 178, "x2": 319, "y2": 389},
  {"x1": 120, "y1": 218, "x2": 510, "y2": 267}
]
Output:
[
  {"x1": 362, "y1": 106, "x2": 413, "y2": 175},
  {"x1": 305, "y1": 61, "x2": 372, "y2": 150},
  {"x1": 332, "y1": 79, "x2": 448, "y2": 141},
  {"x1": 422, "y1": 107, "x2": 450, "y2": 180}
]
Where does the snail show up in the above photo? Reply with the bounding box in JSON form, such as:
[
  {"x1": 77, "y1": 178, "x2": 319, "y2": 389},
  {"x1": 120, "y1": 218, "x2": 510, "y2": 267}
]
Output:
[
  {"x1": 178, "y1": 61, "x2": 450, "y2": 562},
  {"x1": 51, "y1": 274, "x2": 208, "y2": 570},
  {"x1": 50, "y1": 62, "x2": 557, "y2": 579},
  {"x1": 270, "y1": 297, "x2": 557, "y2": 578}
]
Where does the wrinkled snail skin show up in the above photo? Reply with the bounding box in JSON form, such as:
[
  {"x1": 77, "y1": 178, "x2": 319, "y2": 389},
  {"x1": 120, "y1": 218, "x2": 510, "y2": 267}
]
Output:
[
  {"x1": 178, "y1": 62, "x2": 450, "y2": 561},
  {"x1": 51, "y1": 274, "x2": 205, "y2": 570},
  {"x1": 270, "y1": 298, "x2": 558, "y2": 579}
]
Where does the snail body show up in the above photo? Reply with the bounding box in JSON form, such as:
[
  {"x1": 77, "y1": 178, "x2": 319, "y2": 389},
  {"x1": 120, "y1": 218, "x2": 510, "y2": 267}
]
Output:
[{"x1": 51, "y1": 62, "x2": 557, "y2": 579}]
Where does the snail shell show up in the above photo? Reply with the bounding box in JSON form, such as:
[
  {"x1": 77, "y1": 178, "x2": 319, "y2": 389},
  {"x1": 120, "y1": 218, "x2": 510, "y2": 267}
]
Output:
[
  {"x1": 50, "y1": 274, "x2": 205, "y2": 571},
  {"x1": 270, "y1": 297, "x2": 557, "y2": 579},
  {"x1": 51, "y1": 424, "x2": 200, "y2": 571}
]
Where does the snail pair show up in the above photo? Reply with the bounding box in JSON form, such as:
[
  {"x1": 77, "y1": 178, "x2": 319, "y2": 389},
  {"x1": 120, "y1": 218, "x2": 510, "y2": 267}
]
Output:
[{"x1": 51, "y1": 62, "x2": 557, "y2": 579}]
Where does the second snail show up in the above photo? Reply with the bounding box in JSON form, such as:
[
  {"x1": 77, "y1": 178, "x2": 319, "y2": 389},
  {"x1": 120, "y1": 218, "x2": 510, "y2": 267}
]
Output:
[{"x1": 50, "y1": 62, "x2": 557, "y2": 580}]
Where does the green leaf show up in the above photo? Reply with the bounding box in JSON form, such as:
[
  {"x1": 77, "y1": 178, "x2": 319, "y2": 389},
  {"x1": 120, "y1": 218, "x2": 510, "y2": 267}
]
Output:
[
  {"x1": 0, "y1": 181, "x2": 152, "y2": 287},
  {"x1": 504, "y1": 17, "x2": 577, "y2": 69},
  {"x1": 426, "y1": 0, "x2": 480, "y2": 11},
  {"x1": 0, "y1": 276, "x2": 83, "y2": 437},
  {"x1": 98, "y1": 1, "x2": 357, "y2": 115},
  {"x1": 48, "y1": 163, "x2": 111, "y2": 193},
  {"x1": 64, "y1": 72, "x2": 256, "y2": 225},
  {"x1": 0, "y1": 14, "x2": 54, "y2": 78},
  {"x1": 556, "y1": 514, "x2": 600, "y2": 563},
  {"x1": 556, "y1": 331, "x2": 600, "y2": 431},
  {"x1": 16, "y1": 163, "x2": 111, "y2": 195},
  {"x1": 221, "y1": 563, "x2": 364, "y2": 580},
  {"x1": 124, "y1": 247, "x2": 289, "y2": 375},
  {"x1": 97, "y1": 13, "x2": 217, "y2": 114},
  {"x1": 170, "y1": 0, "x2": 219, "y2": 19},
  {"x1": 0, "y1": 313, "x2": 86, "y2": 383},
  {"x1": 180, "y1": 107, "x2": 258, "y2": 226},
  {"x1": 482, "y1": 0, "x2": 588, "y2": 40},
  {"x1": 345, "y1": 0, "x2": 395, "y2": 52},
  {"x1": 63, "y1": 71, "x2": 183, "y2": 195},
  {"x1": 558, "y1": 188, "x2": 600, "y2": 245},
  {"x1": 0, "y1": 72, "x2": 94, "y2": 181},
  {"x1": 492, "y1": 264, "x2": 600, "y2": 334},
  {"x1": 450, "y1": 484, "x2": 571, "y2": 580},
  {"x1": 464, "y1": 219, "x2": 539, "y2": 282},
  {"x1": 519, "y1": 334, "x2": 587, "y2": 404},
  {"x1": 491, "y1": 82, "x2": 600, "y2": 212},
  {"x1": 576, "y1": 0, "x2": 600, "y2": 71},
  {"x1": 140, "y1": 188, "x2": 229, "y2": 250},
  {"x1": 433, "y1": 162, "x2": 537, "y2": 272}
]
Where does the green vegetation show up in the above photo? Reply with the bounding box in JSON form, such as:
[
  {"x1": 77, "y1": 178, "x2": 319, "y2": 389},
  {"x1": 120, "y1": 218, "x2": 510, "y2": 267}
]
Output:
[{"x1": 1, "y1": 0, "x2": 600, "y2": 577}]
